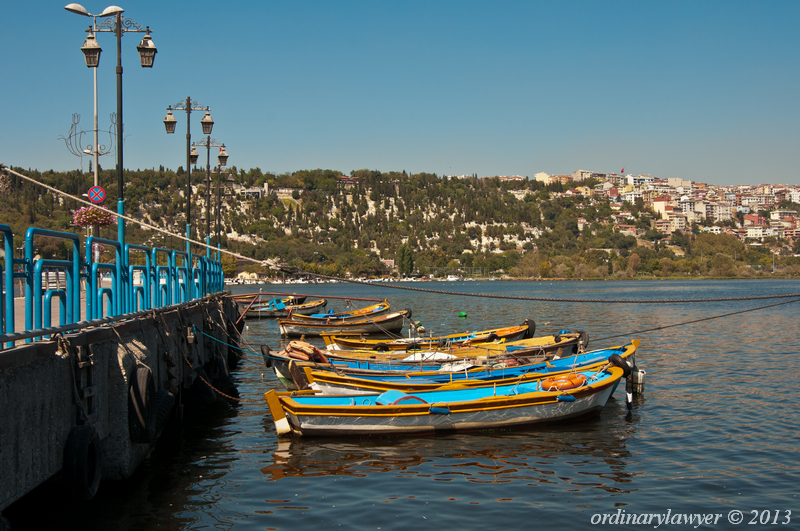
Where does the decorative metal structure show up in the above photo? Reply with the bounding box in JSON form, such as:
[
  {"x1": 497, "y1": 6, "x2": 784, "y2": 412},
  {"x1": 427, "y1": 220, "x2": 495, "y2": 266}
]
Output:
[
  {"x1": 59, "y1": 112, "x2": 116, "y2": 182},
  {"x1": 163, "y1": 98, "x2": 213, "y2": 254}
]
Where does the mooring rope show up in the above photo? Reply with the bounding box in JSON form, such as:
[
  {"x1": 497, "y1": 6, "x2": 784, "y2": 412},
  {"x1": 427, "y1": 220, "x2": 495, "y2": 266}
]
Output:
[
  {"x1": 0, "y1": 164, "x2": 264, "y2": 265},
  {"x1": 593, "y1": 296, "x2": 800, "y2": 342},
  {"x1": 302, "y1": 272, "x2": 800, "y2": 304}
]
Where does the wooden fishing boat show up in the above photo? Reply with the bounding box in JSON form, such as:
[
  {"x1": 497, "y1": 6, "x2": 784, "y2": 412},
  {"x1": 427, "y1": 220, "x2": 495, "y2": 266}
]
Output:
[
  {"x1": 296, "y1": 341, "x2": 637, "y2": 395},
  {"x1": 288, "y1": 300, "x2": 391, "y2": 322},
  {"x1": 321, "y1": 320, "x2": 535, "y2": 351},
  {"x1": 263, "y1": 339, "x2": 636, "y2": 393},
  {"x1": 233, "y1": 293, "x2": 306, "y2": 307},
  {"x1": 278, "y1": 309, "x2": 412, "y2": 337},
  {"x1": 242, "y1": 298, "x2": 327, "y2": 319},
  {"x1": 264, "y1": 365, "x2": 626, "y2": 437},
  {"x1": 262, "y1": 330, "x2": 590, "y2": 390}
]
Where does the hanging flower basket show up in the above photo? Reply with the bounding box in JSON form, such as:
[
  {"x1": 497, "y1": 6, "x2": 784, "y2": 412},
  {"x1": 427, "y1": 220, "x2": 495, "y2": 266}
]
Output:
[{"x1": 73, "y1": 206, "x2": 116, "y2": 228}]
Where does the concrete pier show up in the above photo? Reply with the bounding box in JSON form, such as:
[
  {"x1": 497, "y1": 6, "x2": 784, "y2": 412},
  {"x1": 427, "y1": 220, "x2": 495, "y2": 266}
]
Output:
[{"x1": 0, "y1": 294, "x2": 243, "y2": 514}]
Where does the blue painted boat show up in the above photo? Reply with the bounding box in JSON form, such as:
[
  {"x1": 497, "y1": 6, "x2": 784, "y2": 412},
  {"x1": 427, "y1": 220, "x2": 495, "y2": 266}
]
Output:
[
  {"x1": 264, "y1": 365, "x2": 626, "y2": 437},
  {"x1": 302, "y1": 341, "x2": 639, "y2": 395}
]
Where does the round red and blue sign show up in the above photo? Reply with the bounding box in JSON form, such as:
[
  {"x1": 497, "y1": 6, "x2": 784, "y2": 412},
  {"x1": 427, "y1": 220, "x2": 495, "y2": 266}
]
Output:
[{"x1": 88, "y1": 186, "x2": 106, "y2": 203}]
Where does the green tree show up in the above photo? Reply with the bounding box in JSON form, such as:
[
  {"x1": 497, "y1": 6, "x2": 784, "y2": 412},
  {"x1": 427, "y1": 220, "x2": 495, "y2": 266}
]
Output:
[
  {"x1": 396, "y1": 243, "x2": 415, "y2": 275},
  {"x1": 221, "y1": 254, "x2": 237, "y2": 277}
]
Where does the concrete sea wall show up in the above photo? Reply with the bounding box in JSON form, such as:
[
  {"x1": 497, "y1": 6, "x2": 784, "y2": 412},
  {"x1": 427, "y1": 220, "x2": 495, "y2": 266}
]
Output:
[{"x1": 0, "y1": 294, "x2": 242, "y2": 512}]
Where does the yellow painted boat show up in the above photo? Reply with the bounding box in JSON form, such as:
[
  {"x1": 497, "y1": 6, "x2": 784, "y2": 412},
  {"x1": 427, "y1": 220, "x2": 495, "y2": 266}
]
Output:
[{"x1": 321, "y1": 319, "x2": 535, "y2": 351}]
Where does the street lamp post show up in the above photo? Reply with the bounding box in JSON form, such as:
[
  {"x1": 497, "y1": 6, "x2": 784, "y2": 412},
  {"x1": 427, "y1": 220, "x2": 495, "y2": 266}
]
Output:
[
  {"x1": 192, "y1": 138, "x2": 228, "y2": 240},
  {"x1": 65, "y1": 3, "x2": 156, "y2": 246},
  {"x1": 66, "y1": 3, "x2": 155, "y2": 316},
  {"x1": 163, "y1": 99, "x2": 213, "y2": 256},
  {"x1": 216, "y1": 147, "x2": 228, "y2": 249}
]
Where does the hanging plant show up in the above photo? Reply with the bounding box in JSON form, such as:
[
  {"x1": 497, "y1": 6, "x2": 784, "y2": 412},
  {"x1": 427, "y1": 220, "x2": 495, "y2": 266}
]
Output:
[{"x1": 73, "y1": 206, "x2": 116, "y2": 228}]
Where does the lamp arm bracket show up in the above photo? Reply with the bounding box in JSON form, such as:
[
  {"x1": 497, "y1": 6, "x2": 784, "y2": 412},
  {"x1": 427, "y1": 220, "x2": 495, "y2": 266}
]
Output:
[
  {"x1": 195, "y1": 138, "x2": 224, "y2": 148},
  {"x1": 170, "y1": 99, "x2": 207, "y2": 112},
  {"x1": 95, "y1": 16, "x2": 147, "y2": 34}
]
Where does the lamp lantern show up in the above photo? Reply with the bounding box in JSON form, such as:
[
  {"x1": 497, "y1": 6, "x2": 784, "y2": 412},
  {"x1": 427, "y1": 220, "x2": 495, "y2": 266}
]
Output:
[
  {"x1": 80, "y1": 30, "x2": 102, "y2": 68},
  {"x1": 136, "y1": 28, "x2": 157, "y2": 67},
  {"x1": 163, "y1": 108, "x2": 177, "y2": 134},
  {"x1": 200, "y1": 109, "x2": 214, "y2": 135},
  {"x1": 190, "y1": 145, "x2": 199, "y2": 165},
  {"x1": 217, "y1": 145, "x2": 229, "y2": 167}
]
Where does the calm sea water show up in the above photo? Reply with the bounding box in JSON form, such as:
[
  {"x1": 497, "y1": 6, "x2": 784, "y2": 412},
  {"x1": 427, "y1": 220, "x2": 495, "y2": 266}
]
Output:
[{"x1": 6, "y1": 279, "x2": 800, "y2": 530}]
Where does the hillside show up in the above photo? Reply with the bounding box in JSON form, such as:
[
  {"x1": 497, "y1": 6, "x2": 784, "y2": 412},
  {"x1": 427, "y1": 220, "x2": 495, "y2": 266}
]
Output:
[{"x1": 1, "y1": 165, "x2": 799, "y2": 279}]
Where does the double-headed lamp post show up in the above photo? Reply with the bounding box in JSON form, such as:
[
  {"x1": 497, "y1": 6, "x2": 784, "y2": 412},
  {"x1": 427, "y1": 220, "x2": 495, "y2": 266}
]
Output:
[
  {"x1": 163, "y1": 99, "x2": 213, "y2": 255},
  {"x1": 192, "y1": 138, "x2": 229, "y2": 241},
  {"x1": 65, "y1": 3, "x2": 156, "y2": 249}
]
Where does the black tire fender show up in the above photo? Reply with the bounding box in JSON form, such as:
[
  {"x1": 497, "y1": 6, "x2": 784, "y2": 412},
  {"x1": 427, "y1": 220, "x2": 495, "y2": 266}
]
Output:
[
  {"x1": 406, "y1": 342, "x2": 420, "y2": 351},
  {"x1": 128, "y1": 364, "x2": 156, "y2": 444},
  {"x1": 153, "y1": 390, "x2": 175, "y2": 440},
  {"x1": 578, "y1": 330, "x2": 589, "y2": 349},
  {"x1": 227, "y1": 346, "x2": 241, "y2": 370},
  {"x1": 609, "y1": 353, "x2": 632, "y2": 378},
  {"x1": 374, "y1": 342, "x2": 389, "y2": 352},
  {"x1": 523, "y1": 319, "x2": 536, "y2": 339},
  {"x1": 404, "y1": 308, "x2": 413, "y2": 319},
  {"x1": 63, "y1": 425, "x2": 102, "y2": 501},
  {"x1": 212, "y1": 354, "x2": 230, "y2": 387},
  {"x1": 486, "y1": 332, "x2": 500, "y2": 342}
]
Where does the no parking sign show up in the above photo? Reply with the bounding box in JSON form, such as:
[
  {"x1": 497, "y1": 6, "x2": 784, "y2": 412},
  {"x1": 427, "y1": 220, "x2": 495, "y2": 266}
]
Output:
[{"x1": 88, "y1": 186, "x2": 106, "y2": 203}]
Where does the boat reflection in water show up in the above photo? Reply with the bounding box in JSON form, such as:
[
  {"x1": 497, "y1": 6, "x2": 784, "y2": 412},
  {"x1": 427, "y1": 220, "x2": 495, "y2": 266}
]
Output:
[{"x1": 260, "y1": 407, "x2": 639, "y2": 493}]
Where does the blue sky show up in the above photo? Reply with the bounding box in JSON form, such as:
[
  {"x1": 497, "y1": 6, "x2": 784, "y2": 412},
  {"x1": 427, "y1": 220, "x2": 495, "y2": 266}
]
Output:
[{"x1": 3, "y1": 0, "x2": 799, "y2": 186}]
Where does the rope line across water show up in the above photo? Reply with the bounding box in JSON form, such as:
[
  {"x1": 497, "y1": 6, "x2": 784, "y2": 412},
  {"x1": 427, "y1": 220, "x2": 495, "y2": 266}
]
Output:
[
  {"x1": 593, "y1": 296, "x2": 800, "y2": 342},
  {"x1": 306, "y1": 273, "x2": 800, "y2": 304}
]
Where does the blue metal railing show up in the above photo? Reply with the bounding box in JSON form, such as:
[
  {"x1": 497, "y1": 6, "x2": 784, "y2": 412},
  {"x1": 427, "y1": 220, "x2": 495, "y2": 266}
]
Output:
[{"x1": 0, "y1": 225, "x2": 224, "y2": 347}]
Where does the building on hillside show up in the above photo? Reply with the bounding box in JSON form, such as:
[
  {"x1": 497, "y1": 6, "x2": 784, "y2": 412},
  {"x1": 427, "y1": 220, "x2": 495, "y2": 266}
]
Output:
[
  {"x1": 669, "y1": 213, "x2": 688, "y2": 233},
  {"x1": 704, "y1": 201, "x2": 733, "y2": 223},
  {"x1": 651, "y1": 195, "x2": 674, "y2": 218},
  {"x1": 338, "y1": 176, "x2": 360, "y2": 188},
  {"x1": 614, "y1": 224, "x2": 638, "y2": 237},
  {"x1": 667, "y1": 177, "x2": 693, "y2": 190},
  {"x1": 771, "y1": 209, "x2": 797, "y2": 221},
  {"x1": 621, "y1": 189, "x2": 644, "y2": 204},
  {"x1": 655, "y1": 219, "x2": 673, "y2": 235},
  {"x1": 572, "y1": 170, "x2": 592, "y2": 181},
  {"x1": 746, "y1": 225, "x2": 765, "y2": 239},
  {"x1": 677, "y1": 196, "x2": 698, "y2": 225},
  {"x1": 743, "y1": 213, "x2": 767, "y2": 226}
]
